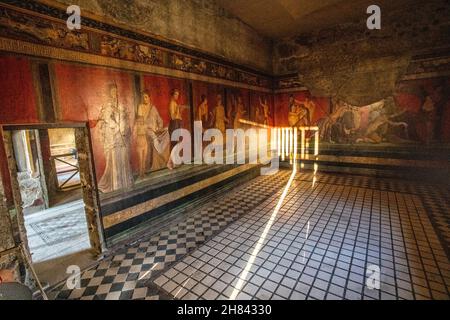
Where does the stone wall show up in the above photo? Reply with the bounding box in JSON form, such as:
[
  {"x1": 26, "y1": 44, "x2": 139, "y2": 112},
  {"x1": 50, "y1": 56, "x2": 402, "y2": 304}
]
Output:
[
  {"x1": 0, "y1": 169, "x2": 19, "y2": 280},
  {"x1": 273, "y1": 0, "x2": 450, "y2": 105},
  {"x1": 48, "y1": 0, "x2": 273, "y2": 73}
]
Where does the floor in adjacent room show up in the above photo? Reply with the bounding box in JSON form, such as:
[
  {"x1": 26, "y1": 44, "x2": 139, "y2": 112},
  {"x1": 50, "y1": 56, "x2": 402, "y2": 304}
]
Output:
[
  {"x1": 55, "y1": 169, "x2": 450, "y2": 300},
  {"x1": 25, "y1": 199, "x2": 91, "y2": 263}
]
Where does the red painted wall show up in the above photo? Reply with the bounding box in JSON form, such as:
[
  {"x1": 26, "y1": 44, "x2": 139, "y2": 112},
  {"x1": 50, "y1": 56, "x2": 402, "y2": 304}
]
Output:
[
  {"x1": 192, "y1": 81, "x2": 225, "y2": 128},
  {"x1": 274, "y1": 78, "x2": 450, "y2": 144},
  {"x1": 54, "y1": 63, "x2": 135, "y2": 180},
  {"x1": 0, "y1": 56, "x2": 39, "y2": 205},
  {"x1": 1, "y1": 54, "x2": 449, "y2": 203},
  {"x1": 274, "y1": 91, "x2": 330, "y2": 127},
  {"x1": 249, "y1": 90, "x2": 275, "y2": 126},
  {"x1": 141, "y1": 75, "x2": 190, "y2": 130},
  {"x1": 226, "y1": 87, "x2": 250, "y2": 127},
  {"x1": 0, "y1": 56, "x2": 39, "y2": 124},
  {"x1": 395, "y1": 77, "x2": 450, "y2": 143}
]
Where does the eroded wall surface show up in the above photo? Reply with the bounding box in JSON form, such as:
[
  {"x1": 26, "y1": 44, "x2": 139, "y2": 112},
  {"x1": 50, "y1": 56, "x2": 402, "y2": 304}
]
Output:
[
  {"x1": 273, "y1": 0, "x2": 450, "y2": 105},
  {"x1": 0, "y1": 175, "x2": 16, "y2": 269},
  {"x1": 47, "y1": 0, "x2": 273, "y2": 73}
]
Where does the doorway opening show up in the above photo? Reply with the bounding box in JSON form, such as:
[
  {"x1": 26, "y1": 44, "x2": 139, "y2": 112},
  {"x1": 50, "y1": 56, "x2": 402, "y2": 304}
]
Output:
[
  {"x1": 2, "y1": 123, "x2": 103, "y2": 286},
  {"x1": 12, "y1": 128, "x2": 88, "y2": 263}
]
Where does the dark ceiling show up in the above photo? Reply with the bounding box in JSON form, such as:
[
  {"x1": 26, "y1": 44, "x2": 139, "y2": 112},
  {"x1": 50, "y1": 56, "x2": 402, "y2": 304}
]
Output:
[{"x1": 217, "y1": 0, "x2": 417, "y2": 39}]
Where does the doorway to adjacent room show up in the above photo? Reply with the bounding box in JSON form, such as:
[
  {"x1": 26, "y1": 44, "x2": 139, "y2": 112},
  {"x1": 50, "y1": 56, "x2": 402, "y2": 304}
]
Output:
[{"x1": 1, "y1": 123, "x2": 103, "y2": 286}]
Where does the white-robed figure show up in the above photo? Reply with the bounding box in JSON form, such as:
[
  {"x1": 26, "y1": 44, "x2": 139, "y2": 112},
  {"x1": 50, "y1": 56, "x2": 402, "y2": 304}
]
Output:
[
  {"x1": 134, "y1": 90, "x2": 171, "y2": 176},
  {"x1": 147, "y1": 106, "x2": 171, "y2": 171},
  {"x1": 97, "y1": 83, "x2": 133, "y2": 193}
]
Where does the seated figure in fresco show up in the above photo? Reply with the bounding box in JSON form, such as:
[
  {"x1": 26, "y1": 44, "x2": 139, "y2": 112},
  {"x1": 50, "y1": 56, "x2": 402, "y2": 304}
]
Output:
[
  {"x1": 288, "y1": 95, "x2": 315, "y2": 127},
  {"x1": 134, "y1": 90, "x2": 170, "y2": 178},
  {"x1": 96, "y1": 83, "x2": 134, "y2": 193}
]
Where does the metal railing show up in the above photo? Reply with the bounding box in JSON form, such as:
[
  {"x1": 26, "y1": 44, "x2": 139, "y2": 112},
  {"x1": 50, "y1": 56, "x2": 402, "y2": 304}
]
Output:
[{"x1": 50, "y1": 151, "x2": 80, "y2": 190}]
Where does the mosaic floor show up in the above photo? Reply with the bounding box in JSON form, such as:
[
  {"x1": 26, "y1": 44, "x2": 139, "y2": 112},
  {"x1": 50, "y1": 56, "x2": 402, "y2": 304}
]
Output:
[
  {"x1": 54, "y1": 169, "x2": 450, "y2": 300},
  {"x1": 25, "y1": 200, "x2": 91, "y2": 263}
]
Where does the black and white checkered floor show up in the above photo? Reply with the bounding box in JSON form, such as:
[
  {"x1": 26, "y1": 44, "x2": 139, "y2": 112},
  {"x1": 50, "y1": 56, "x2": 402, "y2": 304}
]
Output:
[
  {"x1": 54, "y1": 169, "x2": 450, "y2": 300},
  {"x1": 55, "y1": 171, "x2": 291, "y2": 300}
]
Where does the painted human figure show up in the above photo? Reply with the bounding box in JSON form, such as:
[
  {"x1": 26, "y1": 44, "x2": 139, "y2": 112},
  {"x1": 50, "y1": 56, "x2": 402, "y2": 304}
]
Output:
[
  {"x1": 254, "y1": 104, "x2": 264, "y2": 124},
  {"x1": 96, "y1": 83, "x2": 133, "y2": 193},
  {"x1": 211, "y1": 94, "x2": 228, "y2": 135},
  {"x1": 168, "y1": 89, "x2": 189, "y2": 170},
  {"x1": 303, "y1": 97, "x2": 316, "y2": 124},
  {"x1": 259, "y1": 96, "x2": 270, "y2": 125},
  {"x1": 288, "y1": 95, "x2": 313, "y2": 127},
  {"x1": 169, "y1": 89, "x2": 183, "y2": 144},
  {"x1": 232, "y1": 95, "x2": 246, "y2": 129},
  {"x1": 421, "y1": 95, "x2": 436, "y2": 145},
  {"x1": 319, "y1": 97, "x2": 410, "y2": 144},
  {"x1": 134, "y1": 90, "x2": 170, "y2": 177},
  {"x1": 196, "y1": 94, "x2": 209, "y2": 130},
  {"x1": 134, "y1": 91, "x2": 151, "y2": 177}
]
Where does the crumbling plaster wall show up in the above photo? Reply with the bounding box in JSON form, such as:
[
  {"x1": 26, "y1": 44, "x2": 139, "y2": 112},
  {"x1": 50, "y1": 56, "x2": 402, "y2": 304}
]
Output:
[
  {"x1": 273, "y1": 0, "x2": 450, "y2": 105},
  {"x1": 49, "y1": 0, "x2": 273, "y2": 73},
  {"x1": 0, "y1": 169, "x2": 19, "y2": 279}
]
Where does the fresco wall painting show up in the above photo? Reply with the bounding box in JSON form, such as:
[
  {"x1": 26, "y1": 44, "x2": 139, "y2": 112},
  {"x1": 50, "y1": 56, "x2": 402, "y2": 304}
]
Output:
[
  {"x1": 0, "y1": 56, "x2": 40, "y2": 124},
  {"x1": 192, "y1": 82, "x2": 226, "y2": 134},
  {"x1": 249, "y1": 91, "x2": 275, "y2": 127},
  {"x1": 226, "y1": 88, "x2": 249, "y2": 130},
  {"x1": 0, "y1": 55, "x2": 274, "y2": 198},
  {"x1": 54, "y1": 63, "x2": 135, "y2": 193},
  {"x1": 140, "y1": 75, "x2": 191, "y2": 175},
  {"x1": 53, "y1": 62, "x2": 200, "y2": 193},
  {"x1": 274, "y1": 77, "x2": 450, "y2": 145},
  {"x1": 1, "y1": 1, "x2": 449, "y2": 201}
]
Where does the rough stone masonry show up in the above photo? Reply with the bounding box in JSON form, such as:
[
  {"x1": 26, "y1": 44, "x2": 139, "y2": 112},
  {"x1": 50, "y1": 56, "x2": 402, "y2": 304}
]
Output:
[{"x1": 273, "y1": 0, "x2": 450, "y2": 105}]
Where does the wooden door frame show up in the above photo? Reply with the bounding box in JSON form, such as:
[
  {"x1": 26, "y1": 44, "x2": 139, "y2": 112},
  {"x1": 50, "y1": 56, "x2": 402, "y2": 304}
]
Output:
[{"x1": 1, "y1": 122, "x2": 105, "y2": 264}]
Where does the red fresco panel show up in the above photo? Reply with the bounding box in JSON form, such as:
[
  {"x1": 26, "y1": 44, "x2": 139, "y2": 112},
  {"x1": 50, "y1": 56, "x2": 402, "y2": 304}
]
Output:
[
  {"x1": 227, "y1": 87, "x2": 250, "y2": 127},
  {"x1": 395, "y1": 77, "x2": 450, "y2": 143},
  {"x1": 249, "y1": 91, "x2": 274, "y2": 125},
  {"x1": 274, "y1": 91, "x2": 330, "y2": 127},
  {"x1": 0, "y1": 56, "x2": 38, "y2": 204},
  {"x1": 141, "y1": 75, "x2": 190, "y2": 131},
  {"x1": 54, "y1": 63, "x2": 135, "y2": 180},
  {"x1": 0, "y1": 56, "x2": 39, "y2": 124},
  {"x1": 192, "y1": 81, "x2": 225, "y2": 129}
]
